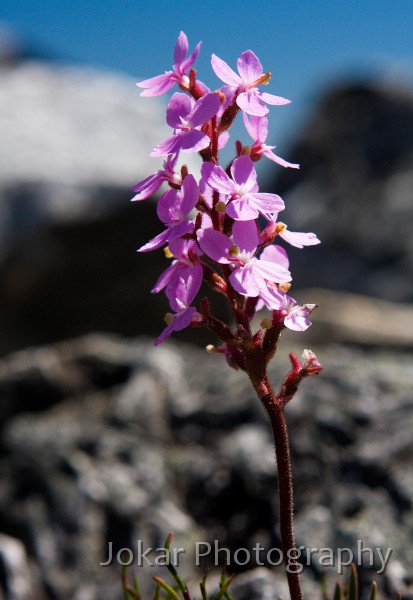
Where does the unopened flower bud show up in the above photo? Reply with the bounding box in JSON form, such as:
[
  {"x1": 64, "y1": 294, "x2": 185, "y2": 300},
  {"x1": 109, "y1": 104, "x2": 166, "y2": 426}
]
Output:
[
  {"x1": 260, "y1": 318, "x2": 272, "y2": 329},
  {"x1": 215, "y1": 201, "x2": 226, "y2": 212},
  {"x1": 302, "y1": 349, "x2": 323, "y2": 375},
  {"x1": 279, "y1": 282, "x2": 291, "y2": 293}
]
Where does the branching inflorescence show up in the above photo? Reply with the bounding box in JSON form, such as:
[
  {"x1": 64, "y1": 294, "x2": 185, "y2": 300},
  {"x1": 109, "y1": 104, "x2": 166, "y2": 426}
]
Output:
[{"x1": 133, "y1": 32, "x2": 323, "y2": 600}]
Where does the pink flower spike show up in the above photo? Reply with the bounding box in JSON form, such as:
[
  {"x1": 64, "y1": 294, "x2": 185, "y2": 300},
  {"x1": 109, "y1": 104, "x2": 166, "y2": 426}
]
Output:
[
  {"x1": 212, "y1": 50, "x2": 290, "y2": 116},
  {"x1": 243, "y1": 114, "x2": 300, "y2": 169},
  {"x1": 137, "y1": 31, "x2": 202, "y2": 97}
]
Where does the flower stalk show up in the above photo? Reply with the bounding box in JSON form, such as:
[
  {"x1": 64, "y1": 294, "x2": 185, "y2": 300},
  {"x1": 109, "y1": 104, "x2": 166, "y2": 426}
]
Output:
[{"x1": 133, "y1": 30, "x2": 323, "y2": 599}]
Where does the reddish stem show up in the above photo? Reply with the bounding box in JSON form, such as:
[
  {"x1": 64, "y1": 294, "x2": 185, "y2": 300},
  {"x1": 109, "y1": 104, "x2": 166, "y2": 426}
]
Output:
[{"x1": 250, "y1": 372, "x2": 304, "y2": 600}]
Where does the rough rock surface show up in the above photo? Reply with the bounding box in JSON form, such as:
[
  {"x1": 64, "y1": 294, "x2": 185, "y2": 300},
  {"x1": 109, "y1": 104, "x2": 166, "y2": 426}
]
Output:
[
  {"x1": 0, "y1": 334, "x2": 412, "y2": 599},
  {"x1": 269, "y1": 81, "x2": 413, "y2": 303}
]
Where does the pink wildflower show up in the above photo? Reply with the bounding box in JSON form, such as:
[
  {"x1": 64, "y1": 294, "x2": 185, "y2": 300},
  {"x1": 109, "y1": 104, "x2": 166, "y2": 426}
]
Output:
[
  {"x1": 243, "y1": 114, "x2": 299, "y2": 169},
  {"x1": 211, "y1": 50, "x2": 290, "y2": 116},
  {"x1": 138, "y1": 175, "x2": 199, "y2": 252},
  {"x1": 197, "y1": 220, "x2": 291, "y2": 297},
  {"x1": 261, "y1": 287, "x2": 316, "y2": 332},
  {"x1": 201, "y1": 155, "x2": 285, "y2": 220},
  {"x1": 151, "y1": 92, "x2": 221, "y2": 157},
  {"x1": 261, "y1": 221, "x2": 321, "y2": 249},
  {"x1": 137, "y1": 31, "x2": 202, "y2": 97},
  {"x1": 131, "y1": 155, "x2": 181, "y2": 201}
]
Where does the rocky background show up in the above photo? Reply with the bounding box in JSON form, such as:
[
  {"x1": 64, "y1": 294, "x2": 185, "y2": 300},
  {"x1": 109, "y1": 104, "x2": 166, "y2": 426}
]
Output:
[
  {"x1": 0, "y1": 40, "x2": 413, "y2": 600},
  {"x1": 1, "y1": 335, "x2": 412, "y2": 600}
]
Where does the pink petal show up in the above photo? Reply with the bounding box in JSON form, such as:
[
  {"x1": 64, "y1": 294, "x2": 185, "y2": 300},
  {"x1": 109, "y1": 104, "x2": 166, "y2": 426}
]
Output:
[
  {"x1": 150, "y1": 134, "x2": 182, "y2": 157},
  {"x1": 211, "y1": 54, "x2": 242, "y2": 87},
  {"x1": 237, "y1": 91, "x2": 268, "y2": 116},
  {"x1": 138, "y1": 228, "x2": 170, "y2": 252},
  {"x1": 230, "y1": 265, "x2": 262, "y2": 296},
  {"x1": 253, "y1": 258, "x2": 292, "y2": 283},
  {"x1": 173, "y1": 31, "x2": 189, "y2": 69},
  {"x1": 180, "y1": 174, "x2": 199, "y2": 215},
  {"x1": 152, "y1": 262, "x2": 178, "y2": 293},
  {"x1": 179, "y1": 130, "x2": 210, "y2": 153},
  {"x1": 260, "y1": 245, "x2": 289, "y2": 270},
  {"x1": 166, "y1": 264, "x2": 202, "y2": 311},
  {"x1": 155, "y1": 306, "x2": 196, "y2": 346},
  {"x1": 201, "y1": 162, "x2": 234, "y2": 195},
  {"x1": 189, "y1": 92, "x2": 221, "y2": 127},
  {"x1": 137, "y1": 73, "x2": 175, "y2": 97},
  {"x1": 157, "y1": 189, "x2": 179, "y2": 223},
  {"x1": 197, "y1": 228, "x2": 232, "y2": 264},
  {"x1": 226, "y1": 198, "x2": 259, "y2": 220},
  {"x1": 181, "y1": 41, "x2": 202, "y2": 73},
  {"x1": 236, "y1": 50, "x2": 263, "y2": 83},
  {"x1": 259, "y1": 287, "x2": 285, "y2": 310},
  {"x1": 185, "y1": 263, "x2": 203, "y2": 304},
  {"x1": 218, "y1": 131, "x2": 230, "y2": 149},
  {"x1": 280, "y1": 230, "x2": 321, "y2": 248},
  {"x1": 259, "y1": 91, "x2": 291, "y2": 106},
  {"x1": 166, "y1": 92, "x2": 193, "y2": 128},
  {"x1": 248, "y1": 192, "x2": 285, "y2": 215},
  {"x1": 131, "y1": 172, "x2": 163, "y2": 200},
  {"x1": 263, "y1": 149, "x2": 300, "y2": 169},
  {"x1": 232, "y1": 220, "x2": 258, "y2": 254},
  {"x1": 243, "y1": 113, "x2": 268, "y2": 142},
  {"x1": 230, "y1": 155, "x2": 256, "y2": 189},
  {"x1": 284, "y1": 307, "x2": 312, "y2": 332}
]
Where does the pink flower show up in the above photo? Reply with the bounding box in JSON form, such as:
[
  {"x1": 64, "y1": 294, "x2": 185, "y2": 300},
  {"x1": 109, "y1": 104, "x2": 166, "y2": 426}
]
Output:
[
  {"x1": 151, "y1": 238, "x2": 203, "y2": 312},
  {"x1": 131, "y1": 155, "x2": 181, "y2": 201},
  {"x1": 154, "y1": 268, "x2": 203, "y2": 346},
  {"x1": 211, "y1": 50, "x2": 290, "y2": 116},
  {"x1": 243, "y1": 114, "x2": 299, "y2": 169},
  {"x1": 261, "y1": 221, "x2": 320, "y2": 249},
  {"x1": 155, "y1": 305, "x2": 199, "y2": 346},
  {"x1": 261, "y1": 288, "x2": 315, "y2": 332},
  {"x1": 151, "y1": 92, "x2": 221, "y2": 157},
  {"x1": 138, "y1": 174, "x2": 199, "y2": 252},
  {"x1": 201, "y1": 155, "x2": 285, "y2": 220},
  {"x1": 197, "y1": 220, "x2": 291, "y2": 297},
  {"x1": 137, "y1": 31, "x2": 202, "y2": 97}
]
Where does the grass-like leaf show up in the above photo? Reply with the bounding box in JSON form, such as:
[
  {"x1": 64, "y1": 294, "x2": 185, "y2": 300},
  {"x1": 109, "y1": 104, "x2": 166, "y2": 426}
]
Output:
[
  {"x1": 369, "y1": 581, "x2": 378, "y2": 600},
  {"x1": 333, "y1": 581, "x2": 344, "y2": 600},
  {"x1": 349, "y1": 564, "x2": 358, "y2": 600},
  {"x1": 153, "y1": 576, "x2": 181, "y2": 600}
]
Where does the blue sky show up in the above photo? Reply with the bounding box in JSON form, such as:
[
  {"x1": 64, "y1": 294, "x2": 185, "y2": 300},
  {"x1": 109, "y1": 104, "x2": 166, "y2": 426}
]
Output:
[{"x1": 1, "y1": 0, "x2": 413, "y2": 156}]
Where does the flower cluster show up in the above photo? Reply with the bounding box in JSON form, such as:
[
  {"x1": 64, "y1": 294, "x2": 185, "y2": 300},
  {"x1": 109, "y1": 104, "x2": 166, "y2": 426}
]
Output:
[{"x1": 133, "y1": 31, "x2": 320, "y2": 369}]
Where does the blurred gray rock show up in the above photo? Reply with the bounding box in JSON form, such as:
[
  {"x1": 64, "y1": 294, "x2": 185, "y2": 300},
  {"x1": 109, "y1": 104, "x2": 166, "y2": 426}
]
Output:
[
  {"x1": 0, "y1": 334, "x2": 412, "y2": 599},
  {"x1": 0, "y1": 57, "x2": 203, "y2": 356},
  {"x1": 269, "y1": 81, "x2": 413, "y2": 302},
  {"x1": 0, "y1": 59, "x2": 169, "y2": 248}
]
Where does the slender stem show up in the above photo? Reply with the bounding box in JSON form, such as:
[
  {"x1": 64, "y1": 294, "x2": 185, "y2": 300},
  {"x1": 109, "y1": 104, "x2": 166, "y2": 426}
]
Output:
[{"x1": 253, "y1": 374, "x2": 304, "y2": 600}]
